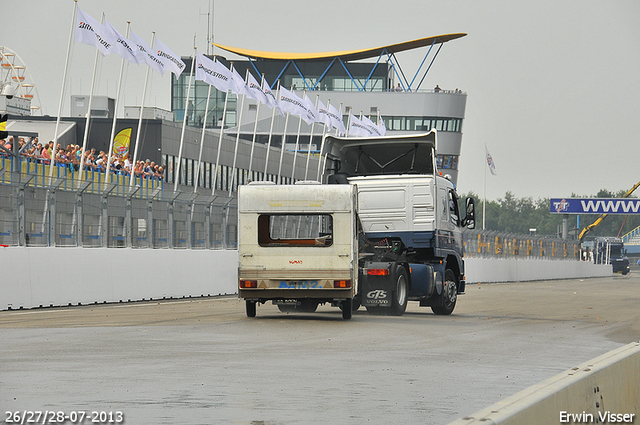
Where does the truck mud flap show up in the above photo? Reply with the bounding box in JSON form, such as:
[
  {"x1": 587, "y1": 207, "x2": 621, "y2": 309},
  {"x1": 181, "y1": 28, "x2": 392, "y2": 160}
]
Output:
[{"x1": 360, "y1": 261, "x2": 396, "y2": 308}]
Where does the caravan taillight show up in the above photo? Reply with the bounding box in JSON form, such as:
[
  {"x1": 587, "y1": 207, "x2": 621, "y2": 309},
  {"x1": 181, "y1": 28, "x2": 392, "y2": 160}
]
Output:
[
  {"x1": 333, "y1": 280, "x2": 351, "y2": 288},
  {"x1": 239, "y1": 280, "x2": 257, "y2": 288}
]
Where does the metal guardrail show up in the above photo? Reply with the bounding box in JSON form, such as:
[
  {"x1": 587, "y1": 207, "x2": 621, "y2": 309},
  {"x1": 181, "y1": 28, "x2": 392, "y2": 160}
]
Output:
[
  {"x1": 0, "y1": 160, "x2": 578, "y2": 256},
  {"x1": 0, "y1": 165, "x2": 237, "y2": 249},
  {"x1": 622, "y1": 224, "x2": 640, "y2": 245},
  {"x1": 463, "y1": 229, "x2": 581, "y2": 261},
  {"x1": 0, "y1": 156, "x2": 162, "y2": 198}
]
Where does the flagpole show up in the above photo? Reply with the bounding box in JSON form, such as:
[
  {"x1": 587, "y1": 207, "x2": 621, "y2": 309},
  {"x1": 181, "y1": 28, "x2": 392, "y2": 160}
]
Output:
[
  {"x1": 173, "y1": 45, "x2": 197, "y2": 193},
  {"x1": 316, "y1": 98, "x2": 330, "y2": 181},
  {"x1": 304, "y1": 94, "x2": 320, "y2": 180},
  {"x1": 49, "y1": 0, "x2": 78, "y2": 184},
  {"x1": 277, "y1": 110, "x2": 290, "y2": 185},
  {"x1": 228, "y1": 68, "x2": 248, "y2": 197},
  {"x1": 104, "y1": 21, "x2": 131, "y2": 191},
  {"x1": 130, "y1": 32, "x2": 155, "y2": 188},
  {"x1": 211, "y1": 61, "x2": 232, "y2": 195},
  {"x1": 263, "y1": 80, "x2": 280, "y2": 180},
  {"x1": 77, "y1": 12, "x2": 105, "y2": 189},
  {"x1": 320, "y1": 102, "x2": 341, "y2": 183},
  {"x1": 247, "y1": 74, "x2": 263, "y2": 181},
  {"x1": 290, "y1": 89, "x2": 305, "y2": 181},
  {"x1": 194, "y1": 83, "x2": 212, "y2": 192},
  {"x1": 483, "y1": 144, "x2": 487, "y2": 230}
]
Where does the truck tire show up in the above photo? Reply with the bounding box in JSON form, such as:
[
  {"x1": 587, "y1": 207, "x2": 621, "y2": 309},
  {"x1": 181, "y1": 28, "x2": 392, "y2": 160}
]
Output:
[
  {"x1": 390, "y1": 265, "x2": 409, "y2": 316},
  {"x1": 432, "y1": 269, "x2": 457, "y2": 315},
  {"x1": 341, "y1": 299, "x2": 353, "y2": 320},
  {"x1": 246, "y1": 300, "x2": 257, "y2": 318}
]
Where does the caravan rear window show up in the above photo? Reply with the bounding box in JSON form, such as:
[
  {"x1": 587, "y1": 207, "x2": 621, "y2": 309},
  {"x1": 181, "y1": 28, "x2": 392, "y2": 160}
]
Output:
[{"x1": 257, "y1": 214, "x2": 333, "y2": 247}]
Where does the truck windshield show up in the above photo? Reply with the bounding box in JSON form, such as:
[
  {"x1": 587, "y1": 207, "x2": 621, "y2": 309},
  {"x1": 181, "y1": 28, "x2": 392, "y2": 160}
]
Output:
[
  {"x1": 258, "y1": 214, "x2": 333, "y2": 247},
  {"x1": 334, "y1": 143, "x2": 433, "y2": 177},
  {"x1": 609, "y1": 244, "x2": 623, "y2": 257}
]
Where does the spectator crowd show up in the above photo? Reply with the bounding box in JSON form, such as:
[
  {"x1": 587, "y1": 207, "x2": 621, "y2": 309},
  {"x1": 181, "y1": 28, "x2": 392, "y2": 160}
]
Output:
[{"x1": 1, "y1": 136, "x2": 164, "y2": 180}]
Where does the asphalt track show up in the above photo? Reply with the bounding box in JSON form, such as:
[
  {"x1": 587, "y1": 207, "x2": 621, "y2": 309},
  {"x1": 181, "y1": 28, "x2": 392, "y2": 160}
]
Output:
[{"x1": 2, "y1": 273, "x2": 639, "y2": 425}]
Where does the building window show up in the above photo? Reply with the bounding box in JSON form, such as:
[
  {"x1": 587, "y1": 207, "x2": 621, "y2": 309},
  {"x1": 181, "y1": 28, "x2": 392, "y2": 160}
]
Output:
[
  {"x1": 382, "y1": 116, "x2": 462, "y2": 133},
  {"x1": 437, "y1": 155, "x2": 459, "y2": 170}
]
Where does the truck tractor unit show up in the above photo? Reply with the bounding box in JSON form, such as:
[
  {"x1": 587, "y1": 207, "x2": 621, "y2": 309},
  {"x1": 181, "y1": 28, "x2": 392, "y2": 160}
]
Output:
[
  {"x1": 238, "y1": 131, "x2": 475, "y2": 319},
  {"x1": 593, "y1": 237, "x2": 630, "y2": 275}
]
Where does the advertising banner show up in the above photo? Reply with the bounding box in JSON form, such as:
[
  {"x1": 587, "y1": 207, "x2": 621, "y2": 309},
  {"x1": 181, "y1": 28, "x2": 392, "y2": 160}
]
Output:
[{"x1": 550, "y1": 198, "x2": 640, "y2": 214}]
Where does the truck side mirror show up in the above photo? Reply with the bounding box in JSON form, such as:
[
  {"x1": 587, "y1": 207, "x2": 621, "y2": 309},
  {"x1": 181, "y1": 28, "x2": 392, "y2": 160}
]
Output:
[{"x1": 463, "y1": 197, "x2": 475, "y2": 229}]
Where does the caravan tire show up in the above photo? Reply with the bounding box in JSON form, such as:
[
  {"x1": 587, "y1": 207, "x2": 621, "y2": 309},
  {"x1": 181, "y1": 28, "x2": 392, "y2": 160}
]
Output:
[{"x1": 246, "y1": 300, "x2": 257, "y2": 318}]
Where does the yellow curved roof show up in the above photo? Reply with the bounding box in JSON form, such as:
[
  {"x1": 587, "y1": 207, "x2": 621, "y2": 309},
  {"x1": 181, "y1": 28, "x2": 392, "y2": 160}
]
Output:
[{"x1": 213, "y1": 33, "x2": 466, "y2": 62}]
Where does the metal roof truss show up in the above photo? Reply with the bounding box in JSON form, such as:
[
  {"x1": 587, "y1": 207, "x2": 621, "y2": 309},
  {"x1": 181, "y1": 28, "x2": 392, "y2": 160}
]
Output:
[{"x1": 245, "y1": 41, "x2": 446, "y2": 92}]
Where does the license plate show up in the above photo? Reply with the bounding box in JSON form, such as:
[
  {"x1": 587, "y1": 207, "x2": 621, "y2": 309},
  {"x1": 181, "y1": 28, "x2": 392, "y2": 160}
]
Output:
[{"x1": 279, "y1": 280, "x2": 322, "y2": 289}]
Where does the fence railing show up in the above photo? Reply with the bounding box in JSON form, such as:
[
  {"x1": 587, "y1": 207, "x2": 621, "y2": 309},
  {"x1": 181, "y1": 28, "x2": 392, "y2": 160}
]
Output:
[
  {"x1": 0, "y1": 162, "x2": 580, "y2": 257},
  {"x1": 0, "y1": 167, "x2": 237, "y2": 249},
  {"x1": 622, "y1": 225, "x2": 640, "y2": 245},
  {"x1": 0, "y1": 156, "x2": 163, "y2": 198},
  {"x1": 463, "y1": 229, "x2": 581, "y2": 261}
]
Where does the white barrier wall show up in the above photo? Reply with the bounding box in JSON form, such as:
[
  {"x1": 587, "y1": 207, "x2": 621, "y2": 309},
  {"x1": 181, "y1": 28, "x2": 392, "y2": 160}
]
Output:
[
  {"x1": 465, "y1": 257, "x2": 612, "y2": 283},
  {"x1": 1, "y1": 247, "x2": 238, "y2": 310},
  {"x1": 0, "y1": 248, "x2": 614, "y2": 310},
  {"x1": 447, "y1": 342, "x2": 640, "y2": 425}
]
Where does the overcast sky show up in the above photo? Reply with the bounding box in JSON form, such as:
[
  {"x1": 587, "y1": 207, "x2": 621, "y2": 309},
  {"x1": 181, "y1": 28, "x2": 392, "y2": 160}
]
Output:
[{"x1": 3, "y1": 0, "x2": 640, "y2": 201}]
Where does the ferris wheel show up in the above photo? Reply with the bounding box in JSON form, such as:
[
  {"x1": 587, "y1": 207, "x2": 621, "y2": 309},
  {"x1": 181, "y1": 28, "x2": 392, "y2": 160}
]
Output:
[{"x1": 0, "y1": 46, "x2": 42, "y2": 115}]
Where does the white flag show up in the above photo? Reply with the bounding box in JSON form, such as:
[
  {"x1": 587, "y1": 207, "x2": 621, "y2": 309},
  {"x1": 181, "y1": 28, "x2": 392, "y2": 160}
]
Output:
[
  {"x1": 230, "y1": 67, "x2": 249, "y2": 96},
  {"x1": 245, "y1": 73, "x2": 269, "y2": 105},
  {"x1": 154, "y1": 38, "x2": 186, "y2": 77},
  {"x1": 261, "y1": 79, "x2": 284, "y2": 116},
  {"x1": 361, "y1": 115, "x2": 382, "y2": 136},
  {"x1": 317, "y1": 99, "x2": 332, "y2": 129},
  {"x1": 485, "y1": 146, "x2": 497, "y2": 175},
  {"x1": 303, "y1": 95, "x2": 319, "y2": 125},
  {"x1": 328, "y1": 103, "x2": 346, "y2": 135},
  {"x1": 75, "y1": 8, "x2": 114, "y2": 56},
  {"x1": 104, "y1": 19, "x2": 139, "y2": 64},
  {"x1": 194, "y1": 52, "x2": 234, "y2": 92},
  {"x1": 279, "y1": 87, "x2": 313, "y2": 124},
  {"x1": 377, "y1": 117, "x2": 387, "y2": 136},
  {"x1": 130, "y1": 30, "x2": 165, "y2": 75},
  {"x1": 348, "y1": 114, "x2": 370, "y2": 137}
]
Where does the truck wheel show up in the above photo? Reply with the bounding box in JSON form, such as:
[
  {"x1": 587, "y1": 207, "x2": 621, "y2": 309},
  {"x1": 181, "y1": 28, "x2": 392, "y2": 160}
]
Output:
[
  {"x1": 341, "y1": 299, "x2": 353, "y2": 320},
  {"x1": 390, "y1": 266, "x2": 408, "y2": 316},
  {"x1": 432, "y1": 269, "x2": 457, "y2": 315},
  {"x1": 246, "y1": 300, "x2": 257, "y2": 318}
]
